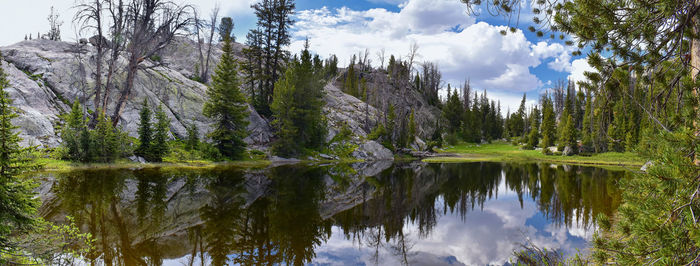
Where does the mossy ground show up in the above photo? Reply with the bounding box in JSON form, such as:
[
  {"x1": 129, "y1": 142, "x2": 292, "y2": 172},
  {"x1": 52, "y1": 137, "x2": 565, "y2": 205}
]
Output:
[{"x1": 426, "y1": 141, "x2": 645, "y2": 168}]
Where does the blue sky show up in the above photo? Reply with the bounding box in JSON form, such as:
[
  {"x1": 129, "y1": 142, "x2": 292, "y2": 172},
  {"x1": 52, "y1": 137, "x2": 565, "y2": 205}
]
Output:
[{"x1": 0, "y1": 0, "x2": 594, "y2": 112}]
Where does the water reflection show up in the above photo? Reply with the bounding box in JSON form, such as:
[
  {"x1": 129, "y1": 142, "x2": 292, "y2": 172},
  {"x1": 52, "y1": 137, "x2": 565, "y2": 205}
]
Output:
[{"x1": 39, "y1": 162, "x2": 625, "y2": 265}]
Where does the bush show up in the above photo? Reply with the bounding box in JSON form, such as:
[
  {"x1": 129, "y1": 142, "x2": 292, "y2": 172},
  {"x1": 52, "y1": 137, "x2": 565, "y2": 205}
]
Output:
[
  {"x1": 426, "y1": 140, "x2": 441, "y2": 152},
  {"x1": 541, "y1": 147, "x2": 552, "y2": 155},
  {"x1": 445, "y1": 132, "x2": 459, "y2": 146},
  {"x1": 331, "y1": 122, "x2": 353, "y2": 143},
  {"x1": 368, "y1": 124, "x2": 386, "y2": 141},
  {"x1": 247, "y1": 149, "x2": 267, "y2": 160}
]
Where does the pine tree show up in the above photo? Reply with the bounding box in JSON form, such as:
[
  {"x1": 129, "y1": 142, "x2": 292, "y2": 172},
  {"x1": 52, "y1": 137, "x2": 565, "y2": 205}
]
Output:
[
  {"x1": 270, "y1": 41, "x2": 326, "y2": 156},
  {"x1": 557, "y1": 91, "x2": 573, "y2": 151},
  {"x1": 471, "y1": 92, "x2": 482, "y2": 142},
  {"x1": 91, "y1": 112, "x2": 116, "y2": 163},
  {"x1": 270, "y1": 69, "x2": 298, "y2": 156},
  {"x1": 203, "y1": 18, "x2": 250, "y2": 159},
  {"x1": 607, "y1": 100, "x2": 625, "y2": 152},
  {"x1": 581, "y1": 89, "x2": 594, "y2": 152},
  {"x1": 249, "y1": 0, "x2": 295, "y2": 116},
  {"x1": 61, "y1": 100, "x2": 87, "y2": 161},
  {"x1": 442, "y1": 85, "x2": 463, "y2": 134},
  {"x1": 540, "y1": 95, "x2": 556, "y2": 148},
  {"x1": 386, "y1": 103, "x2": 397, "y2": 145},
  {"x1": 526, "y1": 106, "x2": 540, "y2": 149},
  {"x1": 344, "y1": 59, "x2": 358, "y2": 97},
  {"x1": 0, "y1": 56, "x2": 37, "y2": 247},
  {"x1": 186, "y1": 123, "x2": 200, "y2": 151},
  {"x1": 137, "y1": 98, "x2": 153, "y2": 160},
  {"x1": 431, "y1": 119, "x2": 443, "y2": 147},
  {"x1": 511, "y1": 93, "x2": 527, "y2": 139},
  {"x1": 408, "y1": 109, "x2": 416, "y2": 145},
  {"x1": 151, "y1": 105, "x2": 171, "y2": 162},
  {"x1": 562, "y1": 114, "x2": 577, "y2": 154}
]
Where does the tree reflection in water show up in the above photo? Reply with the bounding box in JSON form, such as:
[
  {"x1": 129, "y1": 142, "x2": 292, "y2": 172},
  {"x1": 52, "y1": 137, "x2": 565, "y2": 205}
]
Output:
[{"x1": 41, "y1": 162, "x2": 625, "y2": 265}]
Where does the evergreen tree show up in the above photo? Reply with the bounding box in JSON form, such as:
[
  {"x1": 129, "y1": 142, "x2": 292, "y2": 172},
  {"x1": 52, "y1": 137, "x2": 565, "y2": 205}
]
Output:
[
  {"x1": 270, "y1": 69, "x2": 298, "y2": 155},
  {"x1": 61, "y1": 100, "x2": 88, "y2": 161},
  {"x1": 408, "y1": 109, "x2": 416, "y2": 144},
  {"x1": 526, "y1": 106, "x2": 540, "y2": 149},
  {"x1": 562, "y1": 114, "x2": 577, "y2": 154},
  {"x1": 203, "y1": 19, "x2": 250, "y2": 159},
  {"x1": 249, "y1": 0, "x2": 295, "y2": 116},
  {"x1": 270, "y1": 42, "x2": 326, "y2": 156},
  {"x1": 442, "y1": 85, "x2": 463, "y2": 134},
  {"x1": 386, "y1": 103, "x2": 397, "y2": 145},
  {"x1": 344, "y1": 59, "x2": 358, "y2": 97},
  {"x1": 540, "y1": 95, "x2": 556, "y2": 148},
  {"x1": 91, "y1": 112, "x2": 116, "y2": 163},
  {"x1": 136, "y1": 99, "x2": 153, "y2": 160},
  {"x1": 511, "y1": 94, "x2": 527, "y2": 138},
  {"x1": 186, "y1": 123, "x2": 200, "y2": 151},
  {"x1": 607, "y1": 100, "x2": 625, "y2": 152},
  {"x1": 581, "y1": 89, "x2": 594, "y2": 152},
  {"x1": 461, "y1": 107, "x2": 474, "y2": 142},
  {"x1": 152, "y1": 105, "x2": 171, "y2": 162},
  {"x1": 471, "y1": 92, "x2": 482, "y2": 142},
  {"x1": 324, "y1": 54, "x2": 338, "y2": 78},
  {"x1": 575, "y1": 89, "x2": 585, "y2": 130},
  {"x1": 0, "y1": 57, "x2": 37, "y2": 247},
  {"x1": 557, "y1": 92, "x2": 572, "y2": 151},
  {"x1": 431, "y1": 119, "x2": 443, "y2": 147}
]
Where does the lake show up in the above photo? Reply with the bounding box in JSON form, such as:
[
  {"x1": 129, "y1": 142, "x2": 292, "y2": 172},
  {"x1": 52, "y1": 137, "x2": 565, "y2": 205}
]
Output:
[{"x1": 36, "y1": 161, "x2": 625, "y2": 265}]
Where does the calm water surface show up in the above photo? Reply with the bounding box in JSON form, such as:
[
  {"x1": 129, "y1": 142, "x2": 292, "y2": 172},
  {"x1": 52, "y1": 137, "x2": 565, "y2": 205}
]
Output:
[{"x1": 37, "y1": 162, "x2": 625, "y2": 265}]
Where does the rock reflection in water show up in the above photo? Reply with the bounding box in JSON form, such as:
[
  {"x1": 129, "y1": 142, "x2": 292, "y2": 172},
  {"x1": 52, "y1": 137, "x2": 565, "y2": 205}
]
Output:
[{"x1": 38, "y1": 162, "x2": 624, "y2": 265}]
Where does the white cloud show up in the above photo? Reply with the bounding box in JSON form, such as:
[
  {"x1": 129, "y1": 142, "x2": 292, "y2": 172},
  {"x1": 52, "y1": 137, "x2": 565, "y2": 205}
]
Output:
[
  {"x1": 531, "y1": 41, "x2": 575, "y2": 72},
  {"x1": 568, "y1": 58, "x2": 596, "y2": 84},
  {"x1": 367, "y1": 0, "x2": 406, "y2": 5},
  {"x1": 290, "y1": 1, "x2": 575, "y2": 101},
  {"x1": 0, "y1": 0, "x2": 254, "y2": 46}
]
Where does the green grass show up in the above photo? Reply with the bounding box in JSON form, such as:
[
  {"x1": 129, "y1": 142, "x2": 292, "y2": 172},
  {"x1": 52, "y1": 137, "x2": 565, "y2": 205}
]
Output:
[
  {"x1": 33, "y1": 157, "x2": 271, "y2": 173},
  {"x1": 426, "y1": 141, "x2": 645, "y2": 167}
]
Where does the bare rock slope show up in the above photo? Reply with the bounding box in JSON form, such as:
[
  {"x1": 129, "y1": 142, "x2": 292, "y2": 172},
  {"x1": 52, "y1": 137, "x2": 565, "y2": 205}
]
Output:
[{"x1": 0, "y1": 39, "x2": 393, "y2": 160}]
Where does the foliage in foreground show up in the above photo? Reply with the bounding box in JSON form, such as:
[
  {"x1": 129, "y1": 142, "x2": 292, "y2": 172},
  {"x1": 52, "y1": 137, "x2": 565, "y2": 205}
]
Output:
[
  {"x1": 1, "y1": 52, "x2": 92, "y2": 264},
  {"x1": 0, "y1": 54, "x2": 38, "y2": 250},
  {"x1": 592, "y1": 129, "x2": 700, "y2": 264}
]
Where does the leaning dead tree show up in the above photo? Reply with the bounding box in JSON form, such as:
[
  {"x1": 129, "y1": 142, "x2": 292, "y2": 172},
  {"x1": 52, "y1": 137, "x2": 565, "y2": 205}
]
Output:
[
  {"x1": 193, "y1": 5, "x2": 220, "y2": 83},
  {"x1": 111, "y1": 0, "x2": 193, "y2": 126},
  {"x1": 74, "y1": 0, "x2": 106, "y2": 126}
]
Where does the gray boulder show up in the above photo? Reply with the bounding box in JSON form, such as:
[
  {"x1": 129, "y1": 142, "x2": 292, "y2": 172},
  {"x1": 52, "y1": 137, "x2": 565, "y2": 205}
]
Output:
[
  {"x1": 563, "y1": 146, "x2": 574, "y2": 156},
  {"x1": 128, "y1": 155, "x2": 147, "y2": 163},
  {"x1": 352, "y1": 141, "x2": 394, "y2": 161},
  {"x1": 88, "y1": 35, "x2": 113, "y2": 49}
]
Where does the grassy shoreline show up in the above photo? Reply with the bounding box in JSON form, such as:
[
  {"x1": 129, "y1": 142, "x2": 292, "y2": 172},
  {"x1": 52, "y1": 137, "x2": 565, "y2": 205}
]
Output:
[
  {"x1": 31, "y1": 157, "x2": 273, "y2": 173},
  {"x1": 31, "y1": 142, "x2": 645, "y2": 173},
  {"x1": 425, "y1": 142, "x2": 646, "y2": 168}
]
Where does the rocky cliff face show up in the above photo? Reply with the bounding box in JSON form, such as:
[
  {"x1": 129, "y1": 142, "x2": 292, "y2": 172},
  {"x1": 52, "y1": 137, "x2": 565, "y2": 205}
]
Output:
[
  {"x1": 0, "y1": 38, "x2": 394, "y2": 160},
  {"x1": 0, "y1": 39, "x2": 272, "y2": 148},
  {"x1": 335, "y1": 68, "x2": 442, "y2": 140}
]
